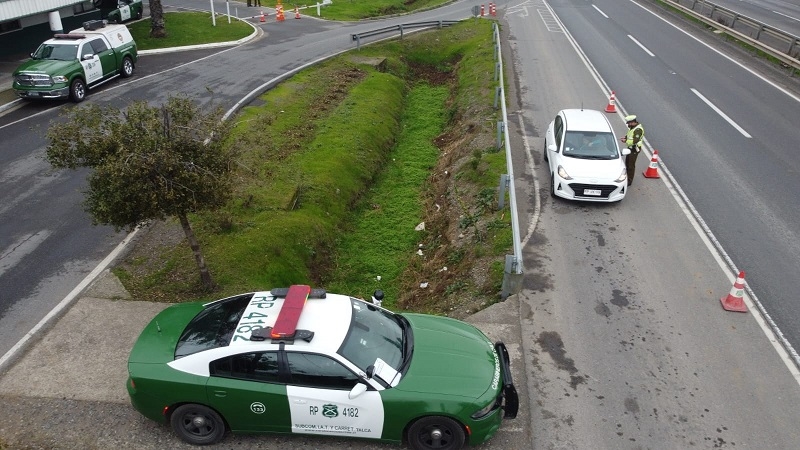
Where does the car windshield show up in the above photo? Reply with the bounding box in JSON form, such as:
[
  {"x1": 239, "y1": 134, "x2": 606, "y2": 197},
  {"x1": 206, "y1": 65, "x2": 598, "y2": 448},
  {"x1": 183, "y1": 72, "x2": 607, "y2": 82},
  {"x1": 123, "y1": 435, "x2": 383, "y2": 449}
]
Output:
[
  {"x1": 562, "y1": 130, "x2": 618, "y2": 159},
  {"x1": 338, "y1": 299, "x2": 408, "y2": 383},
  {"x1": 174, "y1": 294, "x2": 254, "y2": 358},
  {"x1": 32, "y1": 43, "x2": 78, "y2": 61}
]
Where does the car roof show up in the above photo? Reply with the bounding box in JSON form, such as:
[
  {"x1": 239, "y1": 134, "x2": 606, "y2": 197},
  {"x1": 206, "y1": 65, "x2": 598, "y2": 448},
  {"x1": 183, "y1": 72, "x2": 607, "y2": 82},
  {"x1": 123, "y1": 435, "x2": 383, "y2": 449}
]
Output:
[
  {"x1": 561, "y1": 109, "x2": 613, "y2": 133},
  {"x1": 168, "y1": 288, "x2": 357, "y2": 376}
]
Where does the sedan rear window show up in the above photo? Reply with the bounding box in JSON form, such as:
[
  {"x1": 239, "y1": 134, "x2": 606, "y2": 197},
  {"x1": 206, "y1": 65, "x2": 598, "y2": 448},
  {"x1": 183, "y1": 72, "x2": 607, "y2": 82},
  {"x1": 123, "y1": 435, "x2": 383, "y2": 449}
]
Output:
[{"x1": 175, "y1": 294, "x2": 254, "y2": 358}]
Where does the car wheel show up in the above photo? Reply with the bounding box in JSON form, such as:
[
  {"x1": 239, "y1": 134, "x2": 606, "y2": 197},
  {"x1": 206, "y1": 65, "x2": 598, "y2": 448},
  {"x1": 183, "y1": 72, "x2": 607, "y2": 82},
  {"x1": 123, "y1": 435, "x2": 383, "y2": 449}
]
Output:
[
  {"x1": 543, "y1": 142, "x2": 548, "y2": 163},
  {"x1": 136, "y1": 9, "x2": 143, "y2": 20},
  {"x1": 407, "y1": 416, "x2": 465, "y2": 450},
  {"x1": 120, "y1": 57, "x2": 134, "y2": 78},
  {"x1": 170, "y1": 404, "x2": 226, "y2": 445},
  {"x1": 550, "y1": 172, "x2": 556, "y2": 198},
  {"x1": 70, "y1": 78, "x2": 86, "y2": 103}
]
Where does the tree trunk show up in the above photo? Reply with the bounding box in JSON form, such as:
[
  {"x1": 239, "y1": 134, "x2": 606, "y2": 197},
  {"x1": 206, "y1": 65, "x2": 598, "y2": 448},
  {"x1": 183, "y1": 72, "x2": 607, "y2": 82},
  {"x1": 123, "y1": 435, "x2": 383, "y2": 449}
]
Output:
[
  {"x1": 148, "y1": 0, "x2": 167, "y2": 38},
  {"x1": 178, "y1": 213, "x2": 215, "y2": 291}
]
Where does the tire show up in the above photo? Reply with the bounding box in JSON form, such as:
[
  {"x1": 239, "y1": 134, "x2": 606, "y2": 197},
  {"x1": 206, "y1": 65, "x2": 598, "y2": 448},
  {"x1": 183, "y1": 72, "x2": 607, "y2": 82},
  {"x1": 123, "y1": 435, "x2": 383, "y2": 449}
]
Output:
[
  {"x1": 543, "y1": 142, "x2": 548, "y2": 163},
  {"x1": 120, "y1": 56, "x2": 134, "y2": 78},
  {"x1": 550, "y1": 172, "x2": 556, "y2": 198},
  {"x1": 406, "y1": 416, "x2": 465, "y2": 450},
  {"x1": 136, "y1": 9, "x2": 143, "y2": 20},
  {"x1": 69, "y1": 78, "x2": 86, "y2": 103},
  {"x1": 170, "y1": 404, "x2": 226, "y2": 445}
]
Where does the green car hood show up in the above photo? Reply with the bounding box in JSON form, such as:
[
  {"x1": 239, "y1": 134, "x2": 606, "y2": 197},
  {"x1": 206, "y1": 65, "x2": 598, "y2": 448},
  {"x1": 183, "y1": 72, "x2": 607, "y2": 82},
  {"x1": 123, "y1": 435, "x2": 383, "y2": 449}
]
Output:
[
  {"x1": 397, "y1": 313, "x2": 498, "y2": 399},
  {"x1": 14, "y1": 59, "x2": 75, "y2": 76},
  {"x1": 128, "y1": 303, "x2": 204, "y2": 364}
]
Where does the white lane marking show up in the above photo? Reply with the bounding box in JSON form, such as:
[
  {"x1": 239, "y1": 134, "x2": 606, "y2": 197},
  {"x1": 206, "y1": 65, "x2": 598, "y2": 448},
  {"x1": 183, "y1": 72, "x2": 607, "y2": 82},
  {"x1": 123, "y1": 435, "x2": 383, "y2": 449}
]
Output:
[
  {"x1": 519, "y1": 114, "x2": 541, "y2": 250},
  {"x1": 0, "y1": 228, "x2": 139, "y2": 371},
  {"x1": 0, "y1": 231, "x2": 53, "y2": 277},
  {"x1": 628, "y1": 34, "x2": 655, "y2": 57},
  {"x1": 690, "y1": 88, "x2": 752, "y2": 137},
  {"x1": 592, "y1": 4, "x2": 609, "y2": 19},
  {"x1": 772, "y1": 10, "x2": 800, "y2": 23}
]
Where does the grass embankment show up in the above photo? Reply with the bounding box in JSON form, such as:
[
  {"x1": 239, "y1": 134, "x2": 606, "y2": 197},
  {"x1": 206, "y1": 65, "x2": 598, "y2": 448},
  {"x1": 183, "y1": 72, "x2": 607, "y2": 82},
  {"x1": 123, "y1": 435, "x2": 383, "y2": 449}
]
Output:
[
  {"x1": 128, "y1": 11, "x2": 252, "y2": 50},
  {"x1": 256, "y1": 0, "x2": 449, "y2": 21},
  {"x1": 115, "y1": 19, "x2": 511, "y2": 315}
]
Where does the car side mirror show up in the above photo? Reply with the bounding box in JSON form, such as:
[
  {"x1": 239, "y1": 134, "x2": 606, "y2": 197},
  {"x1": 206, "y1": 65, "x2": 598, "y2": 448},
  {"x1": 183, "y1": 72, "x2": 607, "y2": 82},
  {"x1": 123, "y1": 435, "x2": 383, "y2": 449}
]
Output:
[
  {"x1": 348, "y1": 383, "x2": 368, "y2": 399},
  {"x1": 365, "y1": 364, "x2": 375, "y2": 378},
  {"x1": 621, "y1": 148, "x2": 631, "y2": 156},
  {"x1": 547, "y1": 144, "x2": 557, "y2": 152},
  {"x1": 82, "y1": 54, "x2": 94, "y2": 61}
]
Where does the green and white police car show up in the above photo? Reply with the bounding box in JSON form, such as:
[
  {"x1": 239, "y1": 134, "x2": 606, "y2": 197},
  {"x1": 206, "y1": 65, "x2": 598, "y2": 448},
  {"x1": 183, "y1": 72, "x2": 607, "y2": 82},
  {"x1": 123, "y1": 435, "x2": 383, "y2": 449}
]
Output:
[{"x1": 127, "y1": 285, "x2": 518, "y2": 449}]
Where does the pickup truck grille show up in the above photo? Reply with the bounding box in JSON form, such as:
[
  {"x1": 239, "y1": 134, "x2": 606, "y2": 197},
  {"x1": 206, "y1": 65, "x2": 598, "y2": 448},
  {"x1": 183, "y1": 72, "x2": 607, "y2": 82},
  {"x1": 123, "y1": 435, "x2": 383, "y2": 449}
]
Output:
[{"x1": 15, "y1": 74, "x2": 53, "y2": 87}]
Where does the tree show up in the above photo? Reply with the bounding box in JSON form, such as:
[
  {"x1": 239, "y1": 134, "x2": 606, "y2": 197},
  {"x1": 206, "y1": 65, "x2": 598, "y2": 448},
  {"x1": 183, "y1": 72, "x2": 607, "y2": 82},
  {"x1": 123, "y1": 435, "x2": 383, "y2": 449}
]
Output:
[
  {"x1": 46, "y1": 96, "x2": 238, "y2": 291},
  {"x1": 148, "y1": 0, "x2": 167, "y2": 38}
]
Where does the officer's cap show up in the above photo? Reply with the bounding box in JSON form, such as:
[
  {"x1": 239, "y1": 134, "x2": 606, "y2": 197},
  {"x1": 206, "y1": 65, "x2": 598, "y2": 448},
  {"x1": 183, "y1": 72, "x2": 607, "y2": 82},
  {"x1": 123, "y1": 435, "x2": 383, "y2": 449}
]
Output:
[{"x1": 624, "y1": 115, "x2": 637, "y2": 123}]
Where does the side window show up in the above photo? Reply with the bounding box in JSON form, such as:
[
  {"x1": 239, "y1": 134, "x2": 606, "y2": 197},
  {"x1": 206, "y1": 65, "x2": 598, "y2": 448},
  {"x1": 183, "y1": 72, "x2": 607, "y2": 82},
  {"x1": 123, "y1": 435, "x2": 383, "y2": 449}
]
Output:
[
  {"x1": 554, "y1": 116, "x2": 563, "y2": 149},
  {"x1": 286, "y1": 352, "x2": 359, "y2": 390},
  {"x1": 90, "y1": 38, "x2": 109, "y2": 53},
  {"x1": 210, "y1": 352, "x2": 280, "y2": 383}
]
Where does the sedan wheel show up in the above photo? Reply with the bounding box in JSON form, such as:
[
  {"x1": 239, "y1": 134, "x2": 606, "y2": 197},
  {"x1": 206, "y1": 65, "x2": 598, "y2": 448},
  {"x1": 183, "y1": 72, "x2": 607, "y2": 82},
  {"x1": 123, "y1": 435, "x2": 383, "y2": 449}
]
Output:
[
  {"x1": 407, "y1": 416, "x2": 465, "y2": 450},
  {"x1": 550, "y1": 172, "x2": 556, "y2": 198},
  {"x1": 170, "y1": 404, "x2": 226, "y2": 445},
  {"x1": 543, "y1": 142, "x2": 548, "y2": 163}
]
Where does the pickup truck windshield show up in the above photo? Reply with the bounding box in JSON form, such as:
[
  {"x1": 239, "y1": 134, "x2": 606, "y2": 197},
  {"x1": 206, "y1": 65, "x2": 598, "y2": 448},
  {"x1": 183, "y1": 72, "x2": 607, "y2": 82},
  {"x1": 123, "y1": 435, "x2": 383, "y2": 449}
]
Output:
[{"x1": 33, "y1": 44, "x2": 79, "y2": 61}]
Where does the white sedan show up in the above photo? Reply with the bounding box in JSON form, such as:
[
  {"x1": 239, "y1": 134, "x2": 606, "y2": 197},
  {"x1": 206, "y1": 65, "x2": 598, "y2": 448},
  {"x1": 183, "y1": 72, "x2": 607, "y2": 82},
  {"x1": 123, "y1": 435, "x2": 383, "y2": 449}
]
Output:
[{"x1": 544, "y1": 109, "x2": 629, "y2": 202}]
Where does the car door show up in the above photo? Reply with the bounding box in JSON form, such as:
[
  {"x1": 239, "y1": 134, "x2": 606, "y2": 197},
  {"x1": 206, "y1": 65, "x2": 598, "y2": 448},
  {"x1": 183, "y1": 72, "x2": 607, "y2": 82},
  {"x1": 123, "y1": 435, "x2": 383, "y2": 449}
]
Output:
[
  {"x1": 205, "y1": 351, "x2": 291, "y2": 433},
  {"x1": 284, "y1": 351, "x2": 385, "y2": 439},
  {"x1": 78, "y1": 40, "x2": 104, "y2": 84},
  {"x1": 88, "y1": 38, "x2": 117, "y2": 79}
]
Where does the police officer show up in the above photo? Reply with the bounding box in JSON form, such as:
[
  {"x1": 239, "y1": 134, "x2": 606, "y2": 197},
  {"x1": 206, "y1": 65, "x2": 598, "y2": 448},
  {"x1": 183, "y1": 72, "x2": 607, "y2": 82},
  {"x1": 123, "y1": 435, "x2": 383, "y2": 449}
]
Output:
[{"x1": 620, "y1": 114, "x2": 644, "y2": 186}]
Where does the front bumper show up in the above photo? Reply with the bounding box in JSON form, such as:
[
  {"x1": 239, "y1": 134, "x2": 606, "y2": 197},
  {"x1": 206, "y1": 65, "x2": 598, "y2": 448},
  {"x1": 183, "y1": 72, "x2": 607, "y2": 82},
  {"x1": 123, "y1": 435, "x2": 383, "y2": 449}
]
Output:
[
  {"x1": 495, "y1": 342, "x2": 519, "y2": 419},
  {"x1": 553, "y1": 176, "x2": 626, "y2": 202},
  {"x1": 15, "y1": 87, "x2": 70, "y2": 99}
]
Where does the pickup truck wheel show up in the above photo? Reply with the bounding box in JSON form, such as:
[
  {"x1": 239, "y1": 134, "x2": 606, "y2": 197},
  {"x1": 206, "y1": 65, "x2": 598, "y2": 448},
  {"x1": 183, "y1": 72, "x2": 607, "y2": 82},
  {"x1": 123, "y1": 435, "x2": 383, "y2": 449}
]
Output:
[
  {"x1": 121, "y1": 57, "x2": 134, "y2": 78},
  {"x1": 70, "y1": 79, "x2": 86, "y2": 103},
  {"x1": 136, "y1": 10, "x2": 143, "y2": 20}
]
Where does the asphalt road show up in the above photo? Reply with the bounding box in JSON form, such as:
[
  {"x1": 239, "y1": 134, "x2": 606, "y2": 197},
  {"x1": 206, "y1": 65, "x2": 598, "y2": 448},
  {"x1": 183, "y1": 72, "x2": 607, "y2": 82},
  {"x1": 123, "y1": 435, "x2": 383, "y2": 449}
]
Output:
[{"x1": 2, "y1": 0, "x2": 800, "y2": 448}]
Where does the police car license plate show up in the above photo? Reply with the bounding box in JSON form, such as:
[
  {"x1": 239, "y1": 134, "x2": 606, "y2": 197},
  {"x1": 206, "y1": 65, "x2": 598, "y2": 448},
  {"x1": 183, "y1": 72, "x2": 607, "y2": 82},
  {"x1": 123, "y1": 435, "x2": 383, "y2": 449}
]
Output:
[{"x1": 584, "y1": 189, "x2": 601, "y2": 196}]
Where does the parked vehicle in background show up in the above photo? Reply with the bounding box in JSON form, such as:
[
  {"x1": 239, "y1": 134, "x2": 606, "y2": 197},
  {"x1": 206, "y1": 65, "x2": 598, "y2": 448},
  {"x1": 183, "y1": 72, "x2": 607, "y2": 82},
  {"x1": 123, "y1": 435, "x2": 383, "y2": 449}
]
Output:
[
  {"x1": 12, "y1": 20, "x2": 138, "y2": 103},
  {"x1": 544, "y1": 108, "x2": 630, "y2": 202},
  {"x1": 103, "y1": 0, "x2": 144, "y2": 23}
]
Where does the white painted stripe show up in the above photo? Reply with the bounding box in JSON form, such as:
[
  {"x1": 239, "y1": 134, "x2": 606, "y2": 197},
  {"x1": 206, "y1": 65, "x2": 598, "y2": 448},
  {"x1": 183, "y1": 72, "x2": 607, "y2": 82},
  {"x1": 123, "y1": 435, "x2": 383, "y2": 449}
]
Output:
[
  {"x1": 772, "y1": 10, "x2": 800, "y2": 23},
  {"x1": 0, "y1": 230, "x2": 53, "y2": 277},
  {"x1": 0, "y1": 228, "x2": 139, "y2": 371},
  {"x1": 690, "y1": 88, "x2": 752, "y2": 137},
  {"x1": 627, "y1": 34, "x2": 655, "y2": 57},
  {"x1": 592, "y1": 4, "x2": 609, "y2": 19}
]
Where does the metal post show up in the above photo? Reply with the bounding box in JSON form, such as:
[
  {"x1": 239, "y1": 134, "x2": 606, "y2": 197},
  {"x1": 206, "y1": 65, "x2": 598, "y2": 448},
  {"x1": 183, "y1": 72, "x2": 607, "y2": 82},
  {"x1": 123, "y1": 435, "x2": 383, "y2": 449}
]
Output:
[
  {"x1": 500, "y1": 255, "x2": 523, "y2": 300},
  {"x1": 210, "y1": 0, "x2": 216, "y2": 26},
  {"x1": 494, "y1": 86, "x2": 501, "y2": 109},
  {"x1": 498, "y1": 174, "x2": 509, "y2": 209},
  {"x1": 494, "y1": 62, "x2": 500, "y2": 82},
  {"x1": 496, "y1": 121, "x2": 504, "y2": 149},
  {"x1": 226, "y1": 1, "x2": 231, "y2": 23}
]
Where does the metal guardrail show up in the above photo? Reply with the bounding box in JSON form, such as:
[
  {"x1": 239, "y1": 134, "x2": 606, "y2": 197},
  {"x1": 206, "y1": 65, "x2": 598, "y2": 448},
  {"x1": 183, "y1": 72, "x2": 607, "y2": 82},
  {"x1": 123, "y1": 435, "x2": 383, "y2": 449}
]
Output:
[
  {"x1": 491, "y1": 22, "x2": 524, "y2": 299},
  {"x1": 661, "y1": 0, "x2": 800, "y2": 76},
  {"x1": 351, "y1": 20, "x2": 461, "y2": 50}
]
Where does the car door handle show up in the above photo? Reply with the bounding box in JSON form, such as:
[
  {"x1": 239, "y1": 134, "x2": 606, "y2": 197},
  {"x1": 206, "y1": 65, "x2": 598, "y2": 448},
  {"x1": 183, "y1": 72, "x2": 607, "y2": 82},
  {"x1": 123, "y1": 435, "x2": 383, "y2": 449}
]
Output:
[{"x1": 212, "y1": 390, "x2": 227, "y2": 398}]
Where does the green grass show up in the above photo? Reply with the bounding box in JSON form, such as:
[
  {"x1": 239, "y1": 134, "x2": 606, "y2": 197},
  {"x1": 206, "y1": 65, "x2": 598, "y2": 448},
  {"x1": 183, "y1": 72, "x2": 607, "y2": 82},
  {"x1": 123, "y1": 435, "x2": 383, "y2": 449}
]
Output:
[
  {"x1": 115, "y1": 20, "x2": 511, "y2": 315},
  {"x1": 128, "y1": 12, "x2": 252, "y2": 50},
  {"x1": 258, "y1": 0, "x2": 449, "y2": 20}
]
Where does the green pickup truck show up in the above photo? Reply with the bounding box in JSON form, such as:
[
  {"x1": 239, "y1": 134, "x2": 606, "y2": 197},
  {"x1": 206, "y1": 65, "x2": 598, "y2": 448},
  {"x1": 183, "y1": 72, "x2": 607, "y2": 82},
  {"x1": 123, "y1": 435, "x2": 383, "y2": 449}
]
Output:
[{"x1": 12, "y1": 20, "x2": 138, "y2": 102}]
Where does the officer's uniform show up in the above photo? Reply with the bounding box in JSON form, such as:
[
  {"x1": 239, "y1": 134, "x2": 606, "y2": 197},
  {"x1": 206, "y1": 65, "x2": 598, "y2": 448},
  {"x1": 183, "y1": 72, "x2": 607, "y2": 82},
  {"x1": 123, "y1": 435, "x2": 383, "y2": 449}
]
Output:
[{"x1": 622, "y1": 115, "x2": 644, "y2": 186}]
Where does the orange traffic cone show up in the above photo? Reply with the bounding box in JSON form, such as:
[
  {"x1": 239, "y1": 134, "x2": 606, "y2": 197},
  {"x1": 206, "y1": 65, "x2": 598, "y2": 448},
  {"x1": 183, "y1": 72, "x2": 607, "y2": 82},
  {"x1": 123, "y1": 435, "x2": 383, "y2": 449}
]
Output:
[
  {"x1": 642, "y1": 150, "x2": 660, "y2": 178},
  {"x1": 295, "y1": 6, "x2": 301, "y2": 19},
  {"x1": 259, "y1": 11, "x2": 265, "y2": 22},
  {"x1": 720, "y1": 271, "x2": 748, "y2": 312},
  {"x1": 604, "y1": 91, "x2": 616, "y2": 113}
]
